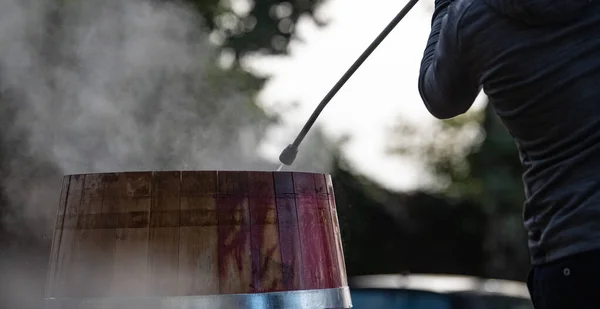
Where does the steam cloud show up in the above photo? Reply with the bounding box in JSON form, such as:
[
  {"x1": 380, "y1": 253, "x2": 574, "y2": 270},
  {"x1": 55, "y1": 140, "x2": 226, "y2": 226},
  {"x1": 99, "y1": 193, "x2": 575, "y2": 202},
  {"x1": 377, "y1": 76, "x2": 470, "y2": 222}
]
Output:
[
  {"x1": 0, "y1": 0, "x2": 333, "y2": 307},
  {"x1": 1, "y1": 0, "x2": 265, "y2": 230}
]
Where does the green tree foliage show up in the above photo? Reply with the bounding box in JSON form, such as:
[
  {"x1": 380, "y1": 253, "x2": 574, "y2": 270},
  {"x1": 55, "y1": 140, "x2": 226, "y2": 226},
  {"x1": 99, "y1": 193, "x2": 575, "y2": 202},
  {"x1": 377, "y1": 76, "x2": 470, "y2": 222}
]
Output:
[
  {"x1": 387, "y1": 102, "x2": 530, "y2": 280},
  {"x1": 329, "y1": 154, "x2": 487, "y2": 277},
  {"x1": 182, "y1": 0, "x2": 327, "y2": 58}
]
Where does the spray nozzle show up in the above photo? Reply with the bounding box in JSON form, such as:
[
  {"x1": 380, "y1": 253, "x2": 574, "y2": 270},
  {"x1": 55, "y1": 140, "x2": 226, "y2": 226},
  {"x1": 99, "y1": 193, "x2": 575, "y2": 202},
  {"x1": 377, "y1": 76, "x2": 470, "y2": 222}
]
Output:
[
  {"x1": 276, "y1": 0, "x2": 419, "y2": 168},
  {"x1": 278, "y1": 144, "x2": 299, "y2": 166}
]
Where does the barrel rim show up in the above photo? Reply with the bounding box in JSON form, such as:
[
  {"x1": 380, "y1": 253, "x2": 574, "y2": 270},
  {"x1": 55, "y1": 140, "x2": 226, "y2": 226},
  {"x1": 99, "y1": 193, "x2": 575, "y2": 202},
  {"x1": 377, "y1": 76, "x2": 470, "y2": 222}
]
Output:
[{"x1": 63, "y1": 170, "x2": 332, "y2": 177}]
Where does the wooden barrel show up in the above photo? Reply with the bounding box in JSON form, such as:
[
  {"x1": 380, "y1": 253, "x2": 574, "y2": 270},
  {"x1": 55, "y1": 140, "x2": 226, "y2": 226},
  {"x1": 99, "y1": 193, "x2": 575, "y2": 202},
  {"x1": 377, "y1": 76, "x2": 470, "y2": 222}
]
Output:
[{"x1": 44, "y1": 171, "x2": 351, "y2": 309}]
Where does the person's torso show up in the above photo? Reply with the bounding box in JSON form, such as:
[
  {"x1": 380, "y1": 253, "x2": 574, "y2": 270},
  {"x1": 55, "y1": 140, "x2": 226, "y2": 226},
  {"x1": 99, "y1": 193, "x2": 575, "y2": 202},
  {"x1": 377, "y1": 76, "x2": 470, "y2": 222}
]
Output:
[{"x1": 458, "y1": 0, "x2": 600, "y2": 264}]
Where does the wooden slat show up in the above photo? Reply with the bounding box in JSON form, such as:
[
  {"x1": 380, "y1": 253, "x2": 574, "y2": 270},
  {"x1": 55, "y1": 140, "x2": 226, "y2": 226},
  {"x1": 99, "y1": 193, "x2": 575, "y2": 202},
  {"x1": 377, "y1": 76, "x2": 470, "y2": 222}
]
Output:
[
  {"x1": 248, "y1": 172, "x2": 276, "y2": 197},
  {"x1": 110, "y1": 172, "x2": 152, "y2": 297},
  {"x1": 181, "y1": 171, "x2": 217, "y2": 196},
  {"x1": 53, "y1": 174, "x2": 84, "y2": 297},
  {"x1": 216, "y1": 196, "x2": 252, "y2": 294},
  {"x1": 326, "y1": 175, "x2": 348, "y2": 286},
  {"x1": 217, "y1": 171, "x2": 252, "y2": 294},
  {"x1": 123, "y1": 172, "x2": 152, "y2": 198},
  {"x1": 76, "y1": 173, "x2": 114, "y2": 297},
  {"x1": 273, "y1": 172, "x2": 303, "y2": 290},
  {"x1": 76, "y1": 173, "x2": 104, "y2": 230},
  {"x1": 179, "y1": 225, "x2": 219, "y2": 295},
  {"x1": 314, "y1": 173, "x2": 342, "y2": 288},
  {"x1": 178, "y1": 171, "x2": 219, "y2": 296},
  {"x1": 45, "y1": 175, "x2": 71, "y2": 297},
  {"x1": 148, "y1": 171, "x2": 181, "y2": 296},
  {"x1": 218, "y1": 171, "x2": 248, "y2": 196},
  {"x1": 249, "y1": 172, "x2": 283, "y2": 293},
  {"x1": 61, "y1": 173, "x2": 103, "y2": 297},
  {"x1": 111, "y1": 228, "x2": 149, "y2": 296},
  {"x1": 148, "y1": 228, "x2": 180, "y2": 296},
  {"x1": 294, "y1": 172, "x2": 329, "y2": 290},
  {"x1": 63, "y1": 174, "x2": 85, "y2": 228}
]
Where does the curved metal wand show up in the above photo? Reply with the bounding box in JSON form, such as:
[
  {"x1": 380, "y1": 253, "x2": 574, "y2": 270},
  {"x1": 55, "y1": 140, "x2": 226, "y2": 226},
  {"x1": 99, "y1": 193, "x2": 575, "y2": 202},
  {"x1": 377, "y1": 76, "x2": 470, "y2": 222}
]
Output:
[{"x1": 278, "y1": 0, "x2": 421, "y2": 167}]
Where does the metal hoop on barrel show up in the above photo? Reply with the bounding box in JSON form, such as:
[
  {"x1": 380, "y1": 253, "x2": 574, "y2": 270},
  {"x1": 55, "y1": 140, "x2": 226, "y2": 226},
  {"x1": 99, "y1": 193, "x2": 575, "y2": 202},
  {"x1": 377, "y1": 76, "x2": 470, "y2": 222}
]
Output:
[{"x1": 46, "y1": 287, "x2": 352, "y2": 309}]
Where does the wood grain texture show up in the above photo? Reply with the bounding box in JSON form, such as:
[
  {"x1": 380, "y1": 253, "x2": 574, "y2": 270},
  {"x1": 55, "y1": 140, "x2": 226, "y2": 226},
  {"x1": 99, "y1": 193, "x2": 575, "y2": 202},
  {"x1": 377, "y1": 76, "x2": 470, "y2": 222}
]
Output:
[
  {"x1": 110, "y1": 172, "x2": 152, "y2": 297},
  {"x1": 53, "y1": 174, "x2": 84, "y2": 297},
  {"x1": 326, "y1": 175, "x2": 348, "y2": 286},
  {"x1": 72, "y1": 173, "x2": 113, "y2": 297},
  {"x1": 273, "y1": 172, "x2": 303, "y2": 290},
  {"x1": 217, "y1": 171, "x2": 252, "y2": 294},
  {"x1": 148, "y1": 171, "x2": 181, "y2": 296},
  {"x1": 294, "y1": 172, "x2": 329, "y2": 290},
  {"x1": 179, "y1": 171, "x2": 219, "y2": 296},
  {"x1": 46, "y1": 171, "x2": 348, "y2": 299},
  {"x1": 44, "y1": 175, "x2": 70, "y2": 297},
  {"x1": 314, "y1": 174, "x2": 342, "y2": 288},
  {"x1": 249, "y1": 172, "x2": 283, "y2": 293}
]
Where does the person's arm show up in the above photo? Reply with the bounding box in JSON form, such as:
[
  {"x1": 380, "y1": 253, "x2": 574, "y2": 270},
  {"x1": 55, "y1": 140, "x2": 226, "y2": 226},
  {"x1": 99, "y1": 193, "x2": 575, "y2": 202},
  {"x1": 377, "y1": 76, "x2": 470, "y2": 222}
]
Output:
[{"x1": 418, "y1": 0, "x2": 480, "y2": 119}]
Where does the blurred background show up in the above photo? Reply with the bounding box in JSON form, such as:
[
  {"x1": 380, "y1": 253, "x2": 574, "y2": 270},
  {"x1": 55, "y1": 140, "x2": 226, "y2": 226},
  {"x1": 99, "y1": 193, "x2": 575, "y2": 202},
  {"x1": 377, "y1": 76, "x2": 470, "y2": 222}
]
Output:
[{"x1": 0, "y1": 0, "x2": 530, "y2": 308}]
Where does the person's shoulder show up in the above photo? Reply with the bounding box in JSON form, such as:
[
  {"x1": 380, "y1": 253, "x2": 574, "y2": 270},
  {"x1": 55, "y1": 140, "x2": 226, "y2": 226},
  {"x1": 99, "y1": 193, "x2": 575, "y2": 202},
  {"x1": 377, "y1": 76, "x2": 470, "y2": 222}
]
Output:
[
  {"x1": 443, "y1": 0, "x2": 484, "y2": 45},
  {"x1": 450, "y1": 0, "x2": 497, "y2": 39},
  {"x1": 450, "y1": 0, "x2": 483, "y2": 20},
  {"x1": 452, "y1": 0, "x2": 496, "y2": 23}
]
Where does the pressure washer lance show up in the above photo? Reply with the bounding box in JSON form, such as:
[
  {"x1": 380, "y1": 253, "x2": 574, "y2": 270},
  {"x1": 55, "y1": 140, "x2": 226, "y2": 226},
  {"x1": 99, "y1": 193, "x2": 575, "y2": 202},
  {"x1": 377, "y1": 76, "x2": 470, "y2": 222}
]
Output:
[{"x1": 277, "y1": 0, "x2": 420, "y2": 171}]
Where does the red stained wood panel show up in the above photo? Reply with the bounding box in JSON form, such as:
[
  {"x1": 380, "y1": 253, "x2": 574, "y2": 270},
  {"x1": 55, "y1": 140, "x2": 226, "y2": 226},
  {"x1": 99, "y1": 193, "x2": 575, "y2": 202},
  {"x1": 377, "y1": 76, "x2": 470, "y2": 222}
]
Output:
[
  {"x1": 248, "y1": 172, "x2": 283, "y2": 293},
  {"x1": 248, "y1": 172, "x2": 276, "y2": 197},
  {"x1": 218, "y1": 171, "x2": 248, "y2": 197},
  {"x1": 293, "y1": 172, "x2": 331, "y2": 290},
  {"x1": 217, "y1": 171, "x2": 252, "y2": 294},
  {"x1": 217, "y1": 196, "x2": 252, "y2": 294},
  {"x1": 326, "y1": 175, "x2": 348, "y2": 286},
  {"x1": 273, "y1": 172, "x2": 303, "y2": 290},
  {"x1": 314, "y1": 173, "x2": 342, "y2": 288},
  {"x1": 249, "y1": 197, "x2": 283, "y2": 292}
]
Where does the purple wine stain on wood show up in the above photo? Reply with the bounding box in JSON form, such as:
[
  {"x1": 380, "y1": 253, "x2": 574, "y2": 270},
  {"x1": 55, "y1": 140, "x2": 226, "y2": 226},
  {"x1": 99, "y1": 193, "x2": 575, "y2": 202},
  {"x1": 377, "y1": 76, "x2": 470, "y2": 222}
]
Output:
[
  {"x1": 249, "y1": 196, "x2": 283, "y2": 292},
  {"x1": 294, "y1": 172, "x2": 331, "y2": 290},
  {"x1": 314, "y1": 173, "x2": 342, "y2": 288},
  {"x1": 274, "y1": 172, "x2": 303, "y2": 290},
  {"x1": 248, "y1": 172, "x2": 284, "y2": 293},
  {"x1": 217, "y1": 171, "x2": 252, "y2": 294}
]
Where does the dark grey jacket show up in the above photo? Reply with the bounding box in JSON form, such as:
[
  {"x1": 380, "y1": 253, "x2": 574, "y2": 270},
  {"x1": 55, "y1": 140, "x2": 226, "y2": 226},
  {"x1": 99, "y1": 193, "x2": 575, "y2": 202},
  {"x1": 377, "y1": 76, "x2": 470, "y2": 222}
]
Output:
[{"x1": 419, "y1": 0, "x2": 600, "y2": 265}]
